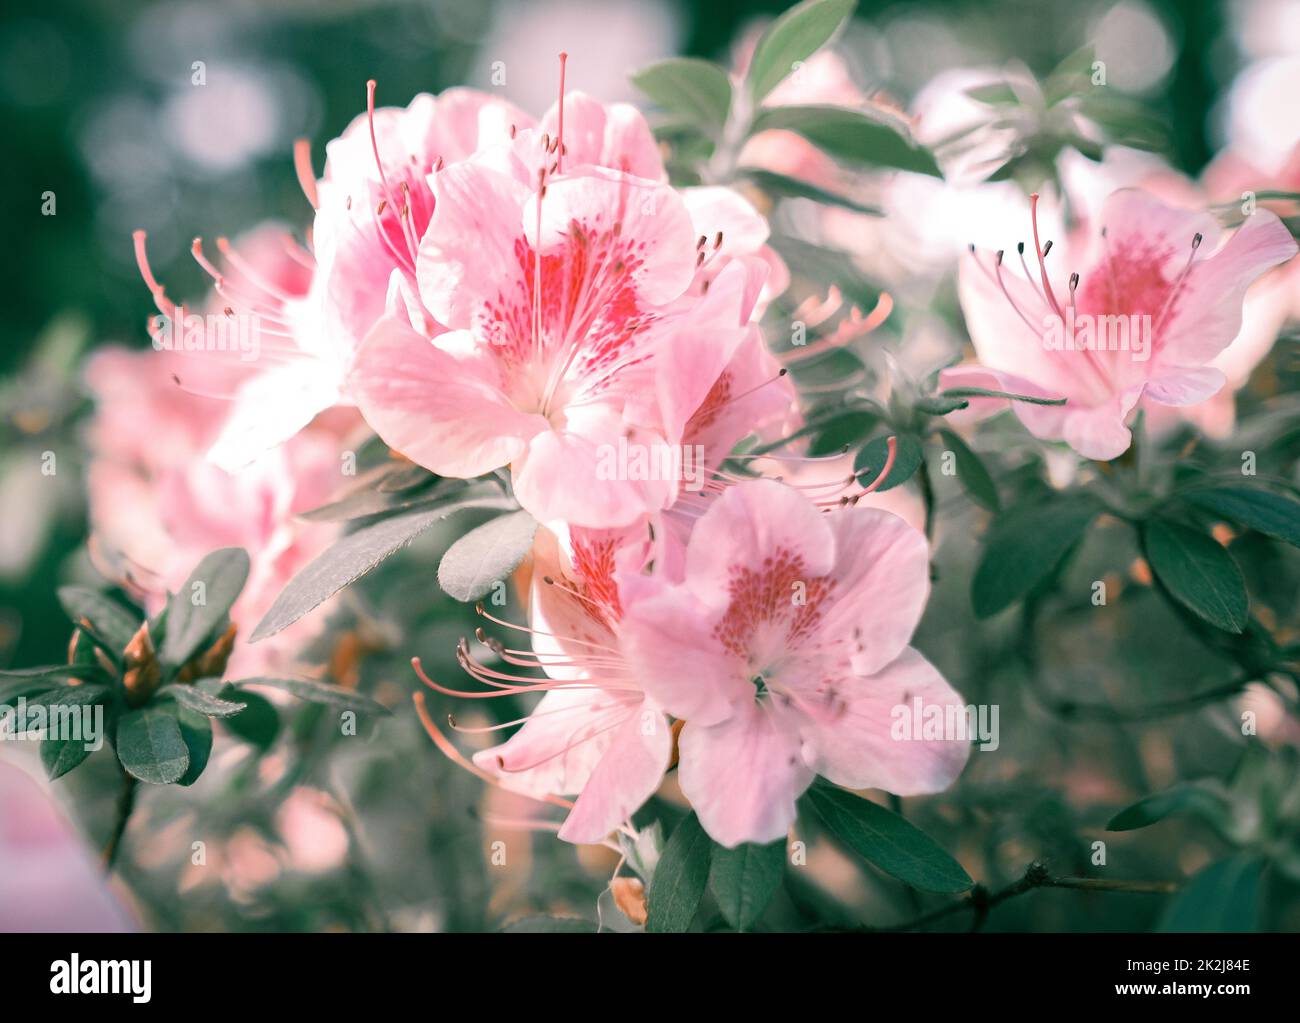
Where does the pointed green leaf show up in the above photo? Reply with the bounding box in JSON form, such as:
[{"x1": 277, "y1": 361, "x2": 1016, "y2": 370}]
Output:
[
  {"x1": 56, "y1": 586, "x2": 139, "y2": 651},
  {"x1": 1106, "y1": 781, "x2": 1231, "y2": 832},
  {"x1": 116, "y1": 706, "x2": 190, "y2": 785},
  {"x1": 737, "y1": 167, "x2": 882, "y2": 215},
  {"x1": 231, "y1": 676, "x2": 389, "y2": 715},
  {"x1": 972, "y1": 496, "x2": 1100, "y2": 618},
  {"x1": 41, "y1": 736, "x2": 93, "y2": 781},
  {"x1": 438, "y1": 510, "x2": 538, "y2": 602},
  {"x1": 1158, "y1": 855, "x2": 1264, "y2": 933},
  {"x1": 854, "y1": 433, "x2": 924, "y2": 492},
  {"x1": 169, "y1": 705, "x2": 212, "y2": 787},
  {"x1": 747, "y1": 0, "x2": 856, "y2": 102},
  {"x1": 1142, "y1": 518, "x2": 1248, "y2": 634},
  {"x1": 167, "y1": 684, "x2": 248, "y2": 718},
  {"x1": 253, "y1": 500, "x2": 507, "y2": 640},
  {"x1": 749, "y1": 104, "x2": 941, "y2": 177},
  {"x1": 939, "y1": 429, "x2": 1000, "y2": 512},
  {"x1": 1184, "y1": 487, "x2": 1300, "y2": 548},
  {"x1": 804, "y1": 783, "x2": 972, "y2": 893},
  {"x1": 709, "y1": 839, "x2": 786, "y2": 930},
  {"x1": 646, "y1": 813, "x2": 713, "y2": 932},
  {"x1": 160, "y1": 548, "x2": 250, "y2": 668},
  {"x1": 631, "y1": 58, "x2": 732, "y2": 135}
]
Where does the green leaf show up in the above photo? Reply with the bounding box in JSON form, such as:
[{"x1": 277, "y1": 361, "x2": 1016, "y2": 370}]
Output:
[
  {"x1": 116, "y1": 706, "x2": 190, "y2": 785},
  {"x1": 938, "y1": 429, "x2": 1000, "y2": 512},
  {"x1": 41, "y1": 736, "x2": 93, "y2": 781},
  {"x1": 167, "y1": 684, "x2": 248, "y2": 718},
  {"x1": 437, "y1": 510, "x2": 538, "y2": 603},
  {"x1": 708, "y1": 839, "x2": 786, "y2": 930},
  {"x1": 219, "y1": 689, "x2": 280, "y2": 751},
  {"x1": 939, "y1": 385, "x2": 1067, "y2": 406},
  {"x1": 230, "y1": 676, "x2": 390, "y2": 715},
  {"x1": 1184, "y1": 487, "x2": 1300, "y2": 548},
  {"x1": 631, "y1": 58, "x2": 732, "y2": 135},
  {"x1": 56, "y1": 586, "x2": 139, "y2": 651},
  {"x1": 737, "y1": 167, "x2": 881, "y2": 215},
  {"x1": 0, "y1": 665, "x2": 96, "y2": 691},
  {"x1": 1106, "y1": 782, "x2": 1231, "y2": 832},
  {"x1": 1158, "y1": 855, "x2": 1264, "y2": 933},
  {"x1": 853, "y1": 433, "x2": 923, "y2": 492},
  {"x1": 252, "y1": 501, "x2": 495, "y2": 641},
  {"x1": 747, "y1": 0, "x2": 856, "y2": 102},
  {"x1": 914, "y1": 395, "x2": 970, "y2": 416},
  {"x1": 160, "y1": 548, "x2": 250, "y2": 668},
  {"x1": 173, "y1": 706, "x2": 212, "y2": 786},
  {"x1": 972, "y1": 496, "x2": 1100, "y2": 618},
  {"x1": 300, "y1": 478, "x2": 503, "y2": 524},
  {"x1": 749, "y1": 104, "x2": 941, "y2": 177},
  {"x1": 22, "y1": 684, "x2": 110, "y2": 711},
  {"x1": 646, "y1": 812, "x2": 713, "y2": 932},
  {"x1": 803, "y1": 783, "x2": 972, "y2": 893},
  {"x1": 1142, "y1": 518, "x2": 1249, "y2": 634}
]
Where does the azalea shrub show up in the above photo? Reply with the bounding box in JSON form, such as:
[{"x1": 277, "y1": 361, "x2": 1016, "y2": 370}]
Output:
[{"x1": 3, "y1": 0, "x2": 1300, "y2": 934}]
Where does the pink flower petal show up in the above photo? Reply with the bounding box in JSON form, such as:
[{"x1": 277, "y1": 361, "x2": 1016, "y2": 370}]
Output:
[
  {"x1": 679, "y1": 702, "x2": 813, "y2": 847},
  {"x1": 802, "y1": 647, "x2": 972, "y2": 795},
  {"x1": 351, "y1": 317, "x2": 548, "y2": 477}
]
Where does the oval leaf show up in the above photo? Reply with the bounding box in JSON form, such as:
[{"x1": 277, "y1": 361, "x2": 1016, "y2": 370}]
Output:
[
  {"x1": 116, "y1": 707, "x2": 190, "y2": 785},
  {"x1": 803, "y1": 782, "x2": 972, "y2": 893},
  {"x1": 41, "y1": 737, "x2": 93, "y2": 781},
  {"x1": 168, "y1": 684, "x2": 248, "y2": 718},
  {"x1": 1106, "y1": 781, "x2": 1231, "y2": 832},
  {"x1": 252, "y1": 502, "x2": 499, "y2": 641},
  {"x1": 161, "y1": 548, "x2": 250, "y2": 668},
  {"x1": 231, "y1": 676, "x2": 390, "y2": 715},
  {"x1": 972, "y1": 496, "x2": 1099, "y2": 618},
  {"x1": 631, "y1": 57, "x2": 732, "y2": 135},
  {"x1": 1142, "y1": 518, "x2": 1248, "y2": 634},
  {"x1": 854, "y1": 433, "x2": 923, "y2": 492},
  {"x1": 438, "y1": 510, "x2": 538, "y2": 603},
  {"x1": 1158, "y1": 855, "x2": 1264, "y2": 933},
  {"x1": 709, "y1": 839, "x2": 786, "y2": 930},
  {"x1": 56, "y1": 586, "x2": 139, "y2": 651},
  {"x1": 749, "y1": 104, "x2": 941, "y2": 177},
  {"x1": 938, "y1": 429, "x2": 1000, "y2": 512},
  {"x1": 646, "y1": 813, "x2": 713, "y2": 932},
  {"x1": 747, "y1": 0, "x2": 856, "y2": 102},
  {"x1": 1184, "y1": 486, "x2": 1300, "y2": 548},
  {"x1": 738, "y1": 167, "x2": 881, "y2": 216}
]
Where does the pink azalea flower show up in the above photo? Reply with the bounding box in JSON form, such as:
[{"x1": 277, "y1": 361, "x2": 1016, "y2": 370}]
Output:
[
  {"x1": 414, "y1": 523, "x2": 671, "y2": 845},
  {"x1": 947, "y1": 189, "x2": 1297, "y2": 460},
  {"x1": 136, "y1": 90, "x2": 531, "y2": 472},
  {"x1": 84, "y1": 347, "x2": 350, "y2": 677},
  {"x1": 352, "y1": 95, "x2": 764, "y2": 529},
  {"x1": 619, "y1": 479, "x2": 970, "y2": 847}
]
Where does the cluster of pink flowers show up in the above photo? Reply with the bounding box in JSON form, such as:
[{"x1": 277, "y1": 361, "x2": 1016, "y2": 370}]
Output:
[{"x1": 89, "y1": 51, "x2": 1296, "y2": 852}]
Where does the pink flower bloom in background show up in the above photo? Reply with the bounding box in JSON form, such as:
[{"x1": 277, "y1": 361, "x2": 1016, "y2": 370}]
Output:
[
  {"x1": 948, "y1": 189, "x2": 1297, "y2": 460},
  {"x1": 84, "y1": 346, "x2": 350, "y2": 676},
  {"x1": 620, "y1": 479, "x2": 970, "y2": 846},
  {"x1": 133, "y1": 223, "x2": 331, "y2": 472},
  {"x1": 417, "y1": 523, "x2": 671, "y2": 845},
  {"x1": 0, "y1": 760, "x2": 133, "y2": 932},
  {"x1": 352, "y1": 96, "x2": 764, "y2": 529},
  {"x1": 136, "y1": 90, "x2": 531, "y2": 472}
]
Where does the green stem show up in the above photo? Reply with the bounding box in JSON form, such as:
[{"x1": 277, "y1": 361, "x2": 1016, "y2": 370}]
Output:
[
  {"x1": 102, "y1": 770, "x2": 138, "y2": 873},
  {"x1": 815, "y1": 861, "x2": 1178, "y2": 933}
]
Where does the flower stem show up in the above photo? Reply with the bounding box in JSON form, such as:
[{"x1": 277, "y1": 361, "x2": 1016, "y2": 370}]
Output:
[{"x1": 102, "y1": 769, "x2": 138, "y2": 873}]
